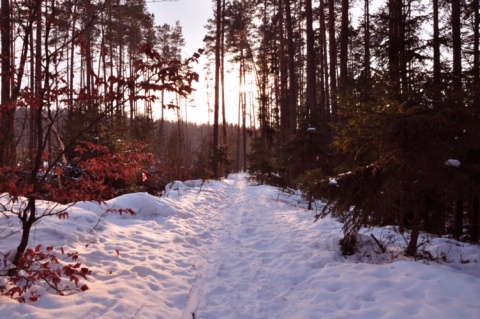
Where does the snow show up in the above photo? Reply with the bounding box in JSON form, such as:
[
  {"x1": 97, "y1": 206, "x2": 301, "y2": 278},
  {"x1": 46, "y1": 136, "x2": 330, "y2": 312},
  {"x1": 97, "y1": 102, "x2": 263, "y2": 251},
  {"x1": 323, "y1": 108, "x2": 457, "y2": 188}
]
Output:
[
  {"x1": 445, "y1": 159, "x2": 461, "y2": 167},
  {"x1": 1, "y1": 173, "x2": 480, "y2": 318}
]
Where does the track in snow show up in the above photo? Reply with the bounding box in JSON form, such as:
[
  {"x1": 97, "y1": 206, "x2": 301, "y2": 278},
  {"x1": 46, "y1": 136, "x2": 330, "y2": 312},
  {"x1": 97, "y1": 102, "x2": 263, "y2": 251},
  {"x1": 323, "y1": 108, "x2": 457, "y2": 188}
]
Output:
[{"x1": 183, "y1": 174, "x2": 334, "y2": 319}]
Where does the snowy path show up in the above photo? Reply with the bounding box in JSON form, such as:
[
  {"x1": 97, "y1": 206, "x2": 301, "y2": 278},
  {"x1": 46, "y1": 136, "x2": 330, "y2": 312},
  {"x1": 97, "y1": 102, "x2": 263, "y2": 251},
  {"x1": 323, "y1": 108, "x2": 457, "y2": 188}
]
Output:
[
  {"x1": 186, "y1": 175, "x2": 344, "y2": 318},
  {"x1": 182, "y1": 175, "x2": 480, "y2": 319},
  {"x1": 1, "y1": 173, "x2": 480, "y2": 319}
]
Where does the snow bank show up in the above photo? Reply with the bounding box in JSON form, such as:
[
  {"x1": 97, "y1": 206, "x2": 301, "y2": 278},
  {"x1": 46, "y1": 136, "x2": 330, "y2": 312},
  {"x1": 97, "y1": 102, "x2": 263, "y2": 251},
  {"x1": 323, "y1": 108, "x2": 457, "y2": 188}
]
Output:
[{"x1": 1, "y1": 174, "x2": 479, "y2": 319}]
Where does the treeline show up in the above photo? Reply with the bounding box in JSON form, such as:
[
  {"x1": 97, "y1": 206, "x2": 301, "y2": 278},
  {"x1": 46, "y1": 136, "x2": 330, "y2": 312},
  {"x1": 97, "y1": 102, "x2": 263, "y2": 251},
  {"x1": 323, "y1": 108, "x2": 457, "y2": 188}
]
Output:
[
  {"x1": 13, "y1": 105, "x2": 245, "y2": 194},
  {"x1": 206, "y1": 0, "x2": 480, "y2": 255}
]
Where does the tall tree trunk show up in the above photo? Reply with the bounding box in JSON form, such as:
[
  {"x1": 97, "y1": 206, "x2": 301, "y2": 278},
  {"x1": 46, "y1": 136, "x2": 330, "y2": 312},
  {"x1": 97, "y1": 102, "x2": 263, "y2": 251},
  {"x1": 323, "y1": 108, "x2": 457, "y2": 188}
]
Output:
[
  {"x1": 236, "y1": 77, "x2": 241, "y2": 171},
  {"x1": 221, "y1": 0, "x2": 227, "y2": 145},
  {"x1": 432, "y1": 0, "x2": 442, "y2": 109},
  {"x1": 283, "y1": 0, "x2": 297, "y2": 132},
  {"x1": 339, "y1": 0, "x2": 349, "y2": 94},
  {"x1": 363, "y1": 0, "x2": 371, "y2": 81},
  {"x1": 473, "y1": 0, "x2": 479, "y2": 115},
  {"x1": 320, "y1": 0, "x2": 330, "y2": 123},
  {"x1": 259, "y1": 0, "x2": 269, "y2": 142},
  {"x1": 451, "y1": 0, "x2": 462, "y2": 107},
  {"x1": 305, "y1": 0, "x2": 317, "y2": 126},
  {"x1": 29, "y1": 28, "x2": 36, "y2": 161},
  {"x1": 0, "y1": 0, "x2": 14, "y2": 167},
  {"x1": 84, "y1": 0, "x2": 94, "y2": 111},
  {"x1": 328, "y1": 0, "x2": 338, "y2": 122},
  {"x1": 278, "y1": 0, "x2": 288, "y2": 142},
  {"x1": 212, "y1": 0, "x2": 222, "y2": 178},
  {"x1": 34, "y1": 0, "x2": 42, "y2": 156},
  {"x1": 69, "y1": 3, "x2": 78, "y2": 115},
  {"x1": 242, "y1": 59, "x2": 247, "y2": 172},
  {"x1": 388, "y1": 0, "x2": 402, "y2": 100}
]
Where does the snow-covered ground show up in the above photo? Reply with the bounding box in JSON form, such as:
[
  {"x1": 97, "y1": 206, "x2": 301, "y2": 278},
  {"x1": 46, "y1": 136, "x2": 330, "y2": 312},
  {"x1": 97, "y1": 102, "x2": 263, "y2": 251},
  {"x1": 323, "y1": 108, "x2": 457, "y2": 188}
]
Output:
[{"x1": 1, "y1": 173, "x2": 479, "y2": 318}]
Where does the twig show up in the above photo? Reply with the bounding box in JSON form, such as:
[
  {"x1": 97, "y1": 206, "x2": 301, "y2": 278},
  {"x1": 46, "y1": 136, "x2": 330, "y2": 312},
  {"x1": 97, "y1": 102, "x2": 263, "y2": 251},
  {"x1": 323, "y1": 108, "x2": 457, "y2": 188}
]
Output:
[{"x1": 370, "y1": 234, "x2": 386, "y2": 253}]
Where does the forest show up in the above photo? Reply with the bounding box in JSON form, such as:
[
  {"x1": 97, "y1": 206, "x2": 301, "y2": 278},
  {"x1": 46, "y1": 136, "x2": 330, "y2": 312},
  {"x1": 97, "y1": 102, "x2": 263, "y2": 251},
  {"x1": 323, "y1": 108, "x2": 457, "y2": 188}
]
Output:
[
  {"x1": 207, "y1": 0, "x2": 480, "y2": 256},
  {"x1": 0, "y1": 0, "x2": 479, "y2": 283}
]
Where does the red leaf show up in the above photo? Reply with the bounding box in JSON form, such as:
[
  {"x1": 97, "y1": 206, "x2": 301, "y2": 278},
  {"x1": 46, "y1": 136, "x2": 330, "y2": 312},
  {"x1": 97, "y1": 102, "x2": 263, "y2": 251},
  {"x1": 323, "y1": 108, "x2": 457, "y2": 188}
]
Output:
[{"x1": 115, "y1": 249, "x2": 120, "y2": 256}]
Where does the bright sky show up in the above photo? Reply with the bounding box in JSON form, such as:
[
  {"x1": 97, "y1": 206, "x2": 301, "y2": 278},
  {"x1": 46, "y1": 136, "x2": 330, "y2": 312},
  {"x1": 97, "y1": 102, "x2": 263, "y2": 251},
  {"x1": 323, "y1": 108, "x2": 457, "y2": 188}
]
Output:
[
  {"x1": 147, "y1": 0, "x2": 215, "y2": 124},
  {"x1": 147, "y1": 0, "x2": 212, "y2": 56}
]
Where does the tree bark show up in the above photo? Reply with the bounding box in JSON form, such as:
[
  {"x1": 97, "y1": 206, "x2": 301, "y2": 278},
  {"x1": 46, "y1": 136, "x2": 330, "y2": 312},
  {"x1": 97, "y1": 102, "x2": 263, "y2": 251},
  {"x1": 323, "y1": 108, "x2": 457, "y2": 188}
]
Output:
[
  {"x1": 278, "y1": 0, "x2": 288, "y2": 141},
  {"x1": 455, "y1": 199, "x2": 464, "y2": 240},
  {"x1": 0, "y1": 0, "x2": 14, "y2": 167},
  {"x1": 212, "y1": 0, "x2": 222, "y2": 178},
  {"x1": 406, "y1": 207, "x2": 421, "y2": 256},
  {"x1": 451, "y1": 0, "x2": 462, "y2": 107},
  {"x1": 432, "y1": 0, "x2": 442, "y2": 109},
  {"x1": 328, "y1": 0, "x2": 338, "y2": 122},
  {"x1": 473, "y1": 0, "x2": 479, "y2": 115},
  {"x1": 221, "y1": 0, "x2": 227, "y2": 146},
  {"x1": 363, "y1": 0, "x2": 371, "y2": 81},
  {"x1": 470, "y1": 196, "x2": 479, "y2": 243},
  {"x1": 339, "y1": 0, "x2": 349, "y2": 93},
  {"x1": 283, "y1": 0, "x2": 297, "y2": 132},
  {"x1": 305, "y1": 0, "x2": 317, "y2": 126}
]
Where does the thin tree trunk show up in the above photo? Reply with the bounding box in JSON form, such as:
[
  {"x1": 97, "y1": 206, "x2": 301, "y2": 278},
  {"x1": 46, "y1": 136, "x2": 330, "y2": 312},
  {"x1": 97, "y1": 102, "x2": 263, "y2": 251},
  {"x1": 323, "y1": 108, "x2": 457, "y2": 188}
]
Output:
[
  {"x1": 473, "y1": 0, "x2": 479, "y2": 115},
  {"x1": 406, "y1": 207, "x2": 421, "y2": 256},
  {"x1": 241, "y1": 59, "x2": 247, "y2": 172},
  {"x1": 328, "y1": 0, "x2": 338, "y2": 122},
  {"x1": 1, "y1": 0, "x2": 14, "y2": 166},
  {"x1": 319, "y1": 0, "x2": 330, "y2": 122},
  {"x1": 212, "y1": 0, "x2": 222, "y2": 178},
  {"x1": 452, "y1": 0, "x2": 462, "y2": 107},
  {"x1": 305, "y1": 0, "x2": 317, "y2": 126},
  {"x1": 283, "y1": 0, "x2": 297, "y2": 132},
  {"x1": 84, "y1": 0, "x2": 94, "y2": 111},
  {"x1": 339, "y1": 0, "x2": 349, "y2": 93},
  {"x1": 318, "y1": 0, "x2": 327, "y2": 121},
  {"x1": 13, "y1": 199, "x2": 37, "y2": 266},
  {"x1": 221, "y1": 0, "x2": 227, "y2": 145},
  {"x1": 455, "y1": 199, "x2": 464, "y2": 240},
  {"x1": 388, "y1": 0, "x2": 402, "y2": 100},
  {"x1": 470, "y1": 196, "x2": 479, "y2": 243},
  {"x1": 29, "y1": 24, "x2": 36, "y2": 160},
  {"x1": 278, "y1": 0, "x2": 288, "y2": 141},
  {"x1": 364, "y1": 0, "x2": 371, "y2": 81},
  {"x1": 432, "y1": 0, "x2": 442, "y2": 109}
]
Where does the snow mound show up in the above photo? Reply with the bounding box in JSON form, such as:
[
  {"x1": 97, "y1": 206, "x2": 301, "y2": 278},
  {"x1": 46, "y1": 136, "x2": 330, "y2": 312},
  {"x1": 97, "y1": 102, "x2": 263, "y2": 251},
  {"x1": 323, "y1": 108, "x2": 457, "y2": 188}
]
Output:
[{"x1": 105, "y1": 192, "x2": 194, "y2": 219}]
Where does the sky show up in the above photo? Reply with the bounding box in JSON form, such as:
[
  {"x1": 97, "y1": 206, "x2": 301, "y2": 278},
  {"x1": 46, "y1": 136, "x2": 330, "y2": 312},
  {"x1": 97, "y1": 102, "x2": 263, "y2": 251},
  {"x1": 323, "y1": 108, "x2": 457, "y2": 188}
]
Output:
[
  {"x1": 147, "y1": 0, "x2": 213, "y2": 57},
  {"x1": 147, "y1": 0, "x2": 216, "y2": 124},
  {"x1": 1, "y1": 173, "x2": 479, "y2": 318}
]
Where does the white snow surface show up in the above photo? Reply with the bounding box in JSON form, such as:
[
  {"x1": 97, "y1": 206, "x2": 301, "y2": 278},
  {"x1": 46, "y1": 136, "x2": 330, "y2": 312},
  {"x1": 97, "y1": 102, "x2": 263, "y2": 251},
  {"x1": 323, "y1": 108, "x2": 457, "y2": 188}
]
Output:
[{"x1": 1, "y1": 173, "x2": 480, "y2": 318}]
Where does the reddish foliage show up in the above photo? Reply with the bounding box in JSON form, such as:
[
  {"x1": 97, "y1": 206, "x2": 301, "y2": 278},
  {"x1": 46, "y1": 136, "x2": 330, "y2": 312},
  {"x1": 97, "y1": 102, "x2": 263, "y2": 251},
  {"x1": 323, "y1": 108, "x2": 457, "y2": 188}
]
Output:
[
  {"x1": 0, "y1": 246, "x2": 91, "y2": 303},
  {"x1": 0, "y1": 43, "x2": 201, "y2": 303}
]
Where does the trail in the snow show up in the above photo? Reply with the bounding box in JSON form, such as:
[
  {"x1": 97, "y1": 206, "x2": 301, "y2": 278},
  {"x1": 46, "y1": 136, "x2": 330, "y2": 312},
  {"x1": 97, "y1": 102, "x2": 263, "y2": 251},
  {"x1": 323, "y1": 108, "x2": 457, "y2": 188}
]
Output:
[
  {"x1": 187, "y1": 175, "x2": 338, "y2": 319},
  {"x1": 2, "y1": 174, "x2": 479, "y2": 319}
]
